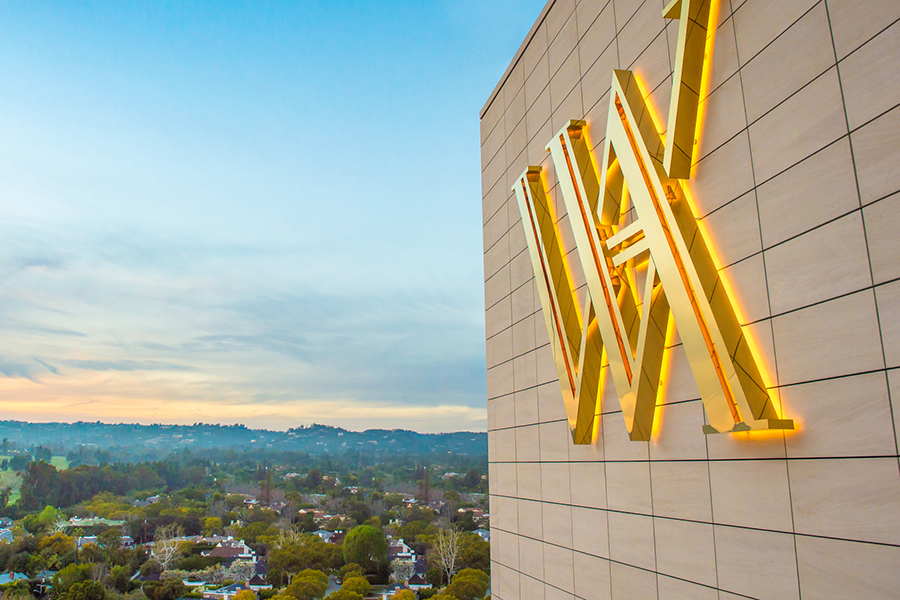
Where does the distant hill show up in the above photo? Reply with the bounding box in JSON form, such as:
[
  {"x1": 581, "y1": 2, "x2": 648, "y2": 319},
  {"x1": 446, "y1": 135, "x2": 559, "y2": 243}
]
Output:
[{"x1": 0, "y1": 421, "x2": 487, "y2": 457}]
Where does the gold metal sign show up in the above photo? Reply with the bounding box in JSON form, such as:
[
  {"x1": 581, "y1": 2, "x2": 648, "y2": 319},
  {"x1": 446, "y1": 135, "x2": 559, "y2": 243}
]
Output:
[{"x1": 512, "y1": 0, "x2": 792, "y2": 442}]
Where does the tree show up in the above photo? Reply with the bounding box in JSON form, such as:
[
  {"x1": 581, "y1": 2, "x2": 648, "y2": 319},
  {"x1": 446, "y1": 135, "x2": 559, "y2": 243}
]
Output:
[
  {"x1": 323, "y1": 592, "x2": 362, "y2": 600},
  {"x1": 18, "y1": 462, "x2": 61, "y2": 510},
  {"x1": 204, "y1": 517, "x2": 223, "y2": 535},
  {"x1": 268, "y1": 536, "x2": 343, "y2": 585},
  {"x1": 284, "y1": 569, "x2": 328, "y2": 600},
  {"x1": 338, "y1": 563, "x2": 363, "y2": 581},
  {"x1": 39, "y1": 532, "x2": 75, "y2": 556},
  {"x1": 151, "y1": 524, "x2": 184, "y2": 571},
  {"x1": 397, "y1": 520, "x2": 432, "y2": 543},
  {"x1": 340, "y1": 576, "x2": 370, "y2": 595},
  {"x1": 9, "y1": 454, "x2": 29, "y2": 472},
  {"x1": 98, "y1": 528, "x2": 122, "y2": 550},
  {"x1": 61, "y1": 581, "x2": 105, "y2": 600},
  {"x1": 457, "y1": 534, "x2": 489, "y2": 573},
  {"x1": 446, "y1": 568, "x2": 489, "y2": 600},
  {"x1": 52, "y1": 564, "x2": 92, "y2": 599},
  {"x1": 226, "y1": 560, "x2": 257, "y2": 583},
  {"x1": 390, "y1": 559, "x2": 414, "y2": 583},
  {"x1": 233, "y1": 591, "x2": 256, "y2": 600},
  {"x1": 418, "y1": 467, "x2": 431, "y2": 504},
  {"x1": 455, "y1": 511, "x2": 476, "y2": 532},
  {"x1": 391, "y1": 591, "x2": 416, "y2": 600},
  {"x1": 342, "y1": 525, "x2": 387, "y2": 574},
  {"x1": 107, "y1": 566, "x2": 133, "y2": 594},
  {"x1": 260, "y1": 469, "x2": 274, "y2": 505},
  {"x1": 434, "y1": 527, "x2": 461, "y2": 584},
  {"x1": 142, "y1": 578, "x2": 187, "y2": 600},
  {"x1": 305, "y1": 469, "x2": 322, "y2": 489}
]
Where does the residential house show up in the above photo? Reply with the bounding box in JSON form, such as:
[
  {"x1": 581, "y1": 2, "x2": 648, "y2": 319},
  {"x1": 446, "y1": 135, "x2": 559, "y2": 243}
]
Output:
[
  {"x1": 0, "y1": 572, "x2": 27, "y2": 585},
  {"x1": 413, "y1": 557, "x2": 427, "y2": 578},
  {"x1": 407, "y1": 573, "x2": 431, "y2": 590},
  {"x1": 386, "y1": 538, "x2": 414, "y2": 562},
  {"x1": 132, "y1": 495, "x2": 162, "y2": 508},
  {"x1": 374, "y1": 583, "x2": 411, "y2": 599},
  {"x1": 328, "y1": 531, "x2": 346, "y2": 546},
  {"x1": 76, "y1": 536, "x2": 99, "y2": 550},
  {"x1": 34, "y1": 570, "x2": 57, "y2": 594},
  {"x1": 247, "y1": 575, "x2": 270, "y2": 591},
  {"x1": 202, "y1": 583, "x2": 255, "y2": 600},
  {"x1": 472, "y1": 529, "x2": 490, "y2": 543},
  {"x1": 311, "y1": 530, "x2": 333, "y2": 544},
  {"x1": 298, "y1": 509, "x2": 325, "y2": 522},
  {"x1": 203, "y1": 539, "x2": 257, "y2": 564}
]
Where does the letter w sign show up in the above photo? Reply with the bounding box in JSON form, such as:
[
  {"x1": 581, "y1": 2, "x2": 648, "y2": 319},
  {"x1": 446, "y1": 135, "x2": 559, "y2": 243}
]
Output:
[{"x1": 512, "y1": 0, "x2": 792, "y2": 442}]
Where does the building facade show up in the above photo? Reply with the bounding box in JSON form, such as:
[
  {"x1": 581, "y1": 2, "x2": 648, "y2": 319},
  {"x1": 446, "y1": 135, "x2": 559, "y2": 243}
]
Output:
[{"x1": 480, "y1": 0, "x2": 900, "y2": 598}]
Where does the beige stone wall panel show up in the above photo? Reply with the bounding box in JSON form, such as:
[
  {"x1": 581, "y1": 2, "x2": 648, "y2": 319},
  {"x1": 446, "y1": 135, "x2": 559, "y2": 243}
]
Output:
[
  {"x1": 782, "y1": 371, "x2": 897, "y2": 458},
  {"x1": 840, "y1": 20, "x2": 900, "y2": 130},
  {"x1": 607, "y1": 511, "x2": 656, "y2": 571},
  {"x1": 796, "y1": 535, "x2": 900, "y2": 600},
  {"x1": 649, "y1": 460, "x2": 713, "y2": 521},
  {"x1": 740, "y1": 2, "x2": 835, "y2": 124},
  {"x1": 879, "y1": 280, "x2": 900, "y2": 370},
  {"x1": 657, "y1": 575, "x2": 717, "y2": 600},
  {"x1": 755, "y1": 138, "x2": 859, "y2": 248},
  {"x1": 772, "y1": 289, "x2": 883, "y2": 383},
  {"x1": 573, "y1": 551, "x2": 612, "y2": 599},
  {"x1": 699, "y1": 191, "x2": 762, "y2": 267},
  {"x1": 690, "y1": 131, "x2": 756, "y2": 214},
  {"x1": 852, "y1": 105, "x2": 900, "y2": 205},
  {"x1": 609, "y1": 562, "x2": 657, "y2": 600},
  {"x1": 747, "y1": 67, "x2": 847, "y2": 184},
  {"x1": 864, "y1": 193, "x2": 900, "y2": 284},
  {"x1": 765, "y1": 211, "x2": 872, "y2": 314},
  {"x1": 654, "y1": 518, "x2": 717, "y2": 587},
  {"x1": 828, "y1": 0, "x2": 900, "y2": 60},
  {"x1": 789, "y1": 457, "x2": 900, "y2": 544}
]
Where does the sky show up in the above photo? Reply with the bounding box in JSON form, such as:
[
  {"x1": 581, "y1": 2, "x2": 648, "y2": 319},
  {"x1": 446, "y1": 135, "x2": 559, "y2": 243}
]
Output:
[{"x1": 0, "y1": 0, "x2": 547, "y2": 433}]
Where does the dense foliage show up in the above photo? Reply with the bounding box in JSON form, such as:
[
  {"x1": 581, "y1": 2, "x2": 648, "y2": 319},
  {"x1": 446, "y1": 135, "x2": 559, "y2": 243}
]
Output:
[{"x1": 0, "y1": 430, "x2": 491, "y2": 600}]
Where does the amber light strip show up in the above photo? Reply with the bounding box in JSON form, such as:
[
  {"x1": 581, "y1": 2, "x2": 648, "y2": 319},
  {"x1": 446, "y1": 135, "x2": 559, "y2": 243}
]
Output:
[
  {"x1": 520, "y1": 177, "x2": 577, "y2": 396},
  {"x1": 558, "y1": 134, "x2": 634, "y2": 385},
  {"x1": 614, "y1": 96, "x2": 740, "y2": 424}
]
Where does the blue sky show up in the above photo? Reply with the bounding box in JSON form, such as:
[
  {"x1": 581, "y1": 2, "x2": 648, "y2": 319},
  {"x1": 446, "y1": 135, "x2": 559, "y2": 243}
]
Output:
[{"x1": 0, "y1": 0, "x2": 545, "y2": 432}]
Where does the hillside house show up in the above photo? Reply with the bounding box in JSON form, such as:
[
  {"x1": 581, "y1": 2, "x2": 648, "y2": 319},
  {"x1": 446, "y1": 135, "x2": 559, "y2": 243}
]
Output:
[{"x1": 202, "y1": 584, "x2": 254, "y2": 600}]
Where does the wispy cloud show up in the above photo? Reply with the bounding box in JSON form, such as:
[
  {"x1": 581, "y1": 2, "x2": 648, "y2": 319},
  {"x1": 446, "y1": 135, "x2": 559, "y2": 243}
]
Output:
[
  {"x1": 58, "y1": 359, "x2": 193, "y2": 372},
  {"x1": 33, "y1": 358, "x2": 59, "y2": 375},
  {"x1": 0, "y1": 358, "x2": 42, "y2": 380}
]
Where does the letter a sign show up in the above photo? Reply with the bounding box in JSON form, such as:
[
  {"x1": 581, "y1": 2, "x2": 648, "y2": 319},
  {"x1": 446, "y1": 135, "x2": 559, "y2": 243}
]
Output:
[{"x1": 513, "y1": 0, "x2": 793, "y2": 442}]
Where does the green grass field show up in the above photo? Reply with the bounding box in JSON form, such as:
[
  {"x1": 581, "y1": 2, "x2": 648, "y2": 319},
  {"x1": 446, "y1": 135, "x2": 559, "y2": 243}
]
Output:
[{"x1": 0, "y1": 470, "x2": 22, "y2": 504}]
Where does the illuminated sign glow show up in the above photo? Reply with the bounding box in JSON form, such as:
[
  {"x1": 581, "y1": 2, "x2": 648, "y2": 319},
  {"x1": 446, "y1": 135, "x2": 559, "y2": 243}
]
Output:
[{"x1": 512, "y1": 0, "x2": 793, "y2": 442}]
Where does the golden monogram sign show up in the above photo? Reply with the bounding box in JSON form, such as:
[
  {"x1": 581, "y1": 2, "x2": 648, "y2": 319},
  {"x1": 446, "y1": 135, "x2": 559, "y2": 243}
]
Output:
[{"x1": 512, "y1": 0, "x2": 792, "y2": 442}]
